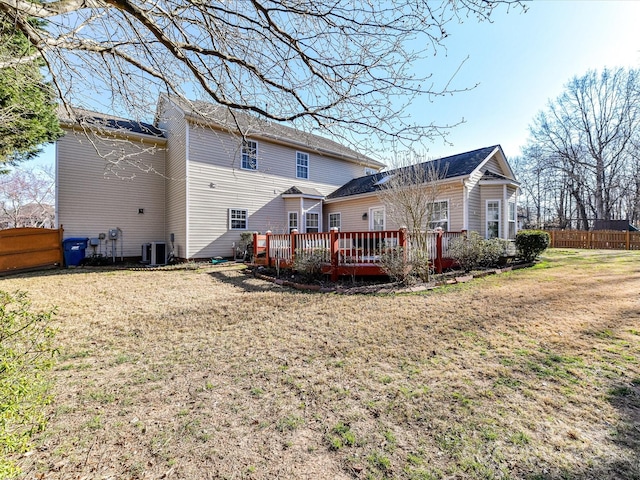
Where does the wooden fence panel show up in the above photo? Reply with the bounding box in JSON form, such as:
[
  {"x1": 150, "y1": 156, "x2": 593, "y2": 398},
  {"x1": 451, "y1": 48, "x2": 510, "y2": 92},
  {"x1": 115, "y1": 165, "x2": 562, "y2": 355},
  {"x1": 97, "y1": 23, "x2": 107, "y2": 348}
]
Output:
[
  {"x1": 0, "y1": 227, "x2": 64, "y2": 274},
  {"x1": 550, "y1": 230, "x2": 640, "y2": 251}
]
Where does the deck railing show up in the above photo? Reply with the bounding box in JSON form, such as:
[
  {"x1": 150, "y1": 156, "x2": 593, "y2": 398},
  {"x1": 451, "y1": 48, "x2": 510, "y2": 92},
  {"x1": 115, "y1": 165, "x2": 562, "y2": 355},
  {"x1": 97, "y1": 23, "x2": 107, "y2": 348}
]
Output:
[{"x1": 254, "y1": 228, "x2": 463, "y2": 280}]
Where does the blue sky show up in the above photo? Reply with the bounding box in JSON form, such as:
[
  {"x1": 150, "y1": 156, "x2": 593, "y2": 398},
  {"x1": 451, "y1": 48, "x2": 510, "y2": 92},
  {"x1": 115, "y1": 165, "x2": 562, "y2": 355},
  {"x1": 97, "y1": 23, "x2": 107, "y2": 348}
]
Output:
[
  {"x1": 29, "y1": 0, "x2": 640, "y2": 169},
  {"x1": 414, "y1": 0, "x2": 640, "y2": 159}
]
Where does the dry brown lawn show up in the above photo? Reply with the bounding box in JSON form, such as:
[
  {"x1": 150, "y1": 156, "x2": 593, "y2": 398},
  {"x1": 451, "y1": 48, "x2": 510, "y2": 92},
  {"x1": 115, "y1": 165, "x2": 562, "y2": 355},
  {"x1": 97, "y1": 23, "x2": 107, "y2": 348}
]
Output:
[{"x1": 2, "y1": 249, "x2": 639, "y2": 480}]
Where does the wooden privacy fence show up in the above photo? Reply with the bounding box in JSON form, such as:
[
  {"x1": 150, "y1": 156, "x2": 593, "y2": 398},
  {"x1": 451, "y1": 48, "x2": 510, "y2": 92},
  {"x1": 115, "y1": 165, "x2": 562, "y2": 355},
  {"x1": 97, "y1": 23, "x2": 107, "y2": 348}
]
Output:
[
  {"x1": 549, "y1": 230, "x2": 640, "y2": 250},
  {"x1": 0, "y1": 227, "x2": 64, "y2": 274},
  {"x1": 253, "y1": 228, "x2": 461, "y2": 281}
]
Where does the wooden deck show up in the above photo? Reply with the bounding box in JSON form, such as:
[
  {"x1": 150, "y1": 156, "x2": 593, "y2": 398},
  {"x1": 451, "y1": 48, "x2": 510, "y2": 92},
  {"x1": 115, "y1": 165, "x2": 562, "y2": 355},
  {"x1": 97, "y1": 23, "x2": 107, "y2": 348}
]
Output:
[{"x1": 252, "y1": 229, "x2": 461, "y2": 280}]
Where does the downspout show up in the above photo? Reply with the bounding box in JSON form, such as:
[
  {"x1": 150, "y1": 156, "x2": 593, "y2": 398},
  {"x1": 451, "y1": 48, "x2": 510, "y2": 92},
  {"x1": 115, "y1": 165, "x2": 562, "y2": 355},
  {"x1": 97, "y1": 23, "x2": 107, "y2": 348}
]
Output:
[
  {"x1": 54, "y1": 141, "x2": 59, "y2": 229},
  {"x1": 299, "y1": 197, "x2": 304, "y2": 232},
  {"x1": 462, "y1": 179, "x2": 469, "y2": 231},
  {"x1": 185, "y1": 121, "x2": 190, "y2": 259},
  {"x1": 503, "y1": 184, "x2": 508, "y2": 239}
]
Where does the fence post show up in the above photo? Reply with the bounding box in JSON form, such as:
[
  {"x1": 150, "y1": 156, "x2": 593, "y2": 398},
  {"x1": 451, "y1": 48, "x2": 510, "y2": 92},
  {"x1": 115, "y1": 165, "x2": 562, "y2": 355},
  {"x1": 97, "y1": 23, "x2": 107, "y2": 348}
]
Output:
[
  {"x1": 290, "y1": 229, "x2": 298, "y2": 268},
  {"x1": 58, "y1": 224, "x2": 65, "y2": 266},
  {"x1": 330, "y1": 227, "x2": 339, "y2": 282},
  {"x1": 435, "y1": 228, "x2": 443, "y2": 274},
  {"x1": 627, "y1": 229, "x2": 630, "y2": 250},
  {"x1": 587, "y1": 231, "x2": 592, "y2": 249},
  {"x1": 265, "y1": 230, "x2": 272, "y2": 267}
]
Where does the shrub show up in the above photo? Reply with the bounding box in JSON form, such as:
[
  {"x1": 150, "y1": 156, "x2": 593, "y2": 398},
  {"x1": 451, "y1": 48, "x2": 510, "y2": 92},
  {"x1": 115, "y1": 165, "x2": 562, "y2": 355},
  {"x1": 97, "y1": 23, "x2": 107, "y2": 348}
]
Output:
[
  {"x1": 0, "y1": 291, "x2": 57, "y2": 478},
  {"x1": 481, "y1": 238, "x2": 510, "y2": 268},
  {"x1": 448, "y1": 231, "x2": 485, "y2": 272},
  {"x1": 293, "y1": 248, "x2": 328, "y2": 280},
  {"x1": 515, "y1": 230, "x2": 550, "y2": 262},
  {"x1": 379, "y1": 246, "x2": 413, "y2": 285}
]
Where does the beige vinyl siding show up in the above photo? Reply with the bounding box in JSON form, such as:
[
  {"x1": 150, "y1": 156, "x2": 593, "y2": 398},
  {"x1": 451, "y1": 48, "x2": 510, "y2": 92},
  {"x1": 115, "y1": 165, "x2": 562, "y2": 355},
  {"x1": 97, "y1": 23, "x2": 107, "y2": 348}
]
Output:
[
  {"x1": 480, "y1": 185, "x2": 505, "y2": 238},
  {"x1": 157, "y1": 102, "x2": 188, "y2": 258},
  {"x1": 56, "y1": 129, "x2": 166, "y2": 258},
  {"x1": 184, "y1": 124, "x2": 363, "y2": 258},
  {"x1": 326, "y1": 182, "x2": 465, "y2": 232},
  {"x1": 483, "y1": 155, "x2": 502, "y2": 174}
]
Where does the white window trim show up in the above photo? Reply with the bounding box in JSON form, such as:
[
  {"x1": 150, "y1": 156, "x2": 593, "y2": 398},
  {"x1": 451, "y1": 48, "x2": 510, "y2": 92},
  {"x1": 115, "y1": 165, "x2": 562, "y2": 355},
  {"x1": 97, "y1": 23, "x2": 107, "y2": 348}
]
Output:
[
  {"x1": 508, "y1": 200, "x2": 516, "y2": 237},
  {"x1": 369, "y1": 206, "x2": 385, "y2": 231},
  {"x1": 241, "y1": 139, "x2": 258, "y2": 171},
  {"x1": 329, "y1": 212, "x2": 341, "y2": 231},
  {"x1": 429, "y1": 199, "x2": 449, "y2": 231},
  {"x1": 229, "y1": 208, "x2": 248, "y2": 230},
  {"x1": 305, "y1": 211, "x2": 320, "y2": 233},
  {"x1": 288, "y1": 211, "x2": 298, "y2": 232},
  {"x1": 486, "y1": 199, "x2": 501, "y2": 239},
  {"x1": 296, "y1": 151, "x2": 309, "y2": 179}
]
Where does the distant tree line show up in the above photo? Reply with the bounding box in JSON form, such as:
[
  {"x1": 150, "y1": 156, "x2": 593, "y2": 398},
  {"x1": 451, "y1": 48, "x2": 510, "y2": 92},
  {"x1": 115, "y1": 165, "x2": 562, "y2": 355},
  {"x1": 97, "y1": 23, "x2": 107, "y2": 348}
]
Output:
[{"x1": 514, "y1": 67, "x2": 640, "y2": 230}]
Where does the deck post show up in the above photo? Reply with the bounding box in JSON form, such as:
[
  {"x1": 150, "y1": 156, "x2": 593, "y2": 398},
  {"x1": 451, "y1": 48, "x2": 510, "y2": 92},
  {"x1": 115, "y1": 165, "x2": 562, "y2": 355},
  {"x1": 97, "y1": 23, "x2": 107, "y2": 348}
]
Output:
[
  {"x1": 265, "y1": 230, "x2": 272, "y2": 267},
  {"x1": 435, "y1": 228, "x2": 443, "y2": 274},
  {"x1": 290, "y1": 229, "x2": 298, "y2": 268},
  {"x1": 330, "y1": 227, "x2": 339, "y2": 282},
  {"x1": 253, "y1": 232, "x2": 258, "y2": 261}
]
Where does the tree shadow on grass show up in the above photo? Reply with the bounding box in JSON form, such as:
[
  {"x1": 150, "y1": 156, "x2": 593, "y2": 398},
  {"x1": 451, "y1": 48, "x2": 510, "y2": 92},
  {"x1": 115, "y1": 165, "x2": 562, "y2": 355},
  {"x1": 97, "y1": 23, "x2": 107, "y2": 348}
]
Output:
[{"x1": 207, "y1": 267, "x2": 302, "y2": 293}]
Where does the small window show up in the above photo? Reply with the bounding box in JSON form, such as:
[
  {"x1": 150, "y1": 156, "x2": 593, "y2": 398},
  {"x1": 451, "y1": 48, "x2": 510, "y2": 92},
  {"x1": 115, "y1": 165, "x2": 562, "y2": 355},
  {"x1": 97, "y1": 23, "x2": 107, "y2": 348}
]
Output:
[
  {"x1": 229, "y1": 208, "x2": 248, "y2": 230},
  {"x1": 241, "y1": 140, "x2": 257, "y2": 170},
  {"x1": 305, "y1": 212, "x2": 319, "y2": 233},
  {"x1": 487, "y1": 200, "x2": 500, "y2": 239},
  {"x1": 364, "y1": 167, "x2": 377, "y2": 176},
  {"x1": 329, "y1": 212, "x2": 341, "y2": 231},
  {"x1": 296, "y1": 152, "x2": 309, "y2": 179},
  {"x1": 288, "y1": 212, "x2": 298, "y2": 232},
  {"x1": 429, "y1": 200, "x2": 449, "y2": 231}
]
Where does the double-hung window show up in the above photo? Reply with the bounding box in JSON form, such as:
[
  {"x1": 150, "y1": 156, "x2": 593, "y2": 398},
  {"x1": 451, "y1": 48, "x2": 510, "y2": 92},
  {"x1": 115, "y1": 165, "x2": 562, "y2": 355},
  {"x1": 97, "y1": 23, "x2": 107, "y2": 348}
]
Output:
[
  {"x1": 429, "y1": 200, "x2": 449, "y2": 231},
  {"x1": 288, "y1": 212, "x2": 298, "y2": 232},
  {"x1": 329, "y1": 212, "x2": 341, "y2": 231},
  {"x1": 305, "y1": 212, "x2": 319, "y2": 233},
  {"x1": 229, "y1": 209, "x2": 248, "y2": 230},
  {"x1": 508, "y1": 201, "x2": 516, "y2": 239},
  {"x1": 241, "y1": 140, "x2": 257, "y2": 170},
  {"x1": 296, "y1": 152, "x2": 309, "y2": 179},
  {"x1": 486, "y1": 200, "x2": 500, "y2": 239}
]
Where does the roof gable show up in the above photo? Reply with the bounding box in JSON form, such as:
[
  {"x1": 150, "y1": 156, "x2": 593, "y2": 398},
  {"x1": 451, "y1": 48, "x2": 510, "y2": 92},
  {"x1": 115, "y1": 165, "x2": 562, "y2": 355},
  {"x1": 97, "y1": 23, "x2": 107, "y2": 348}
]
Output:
[{"x1": 327, "y1": 145, "x2": 503, "y2": 200}]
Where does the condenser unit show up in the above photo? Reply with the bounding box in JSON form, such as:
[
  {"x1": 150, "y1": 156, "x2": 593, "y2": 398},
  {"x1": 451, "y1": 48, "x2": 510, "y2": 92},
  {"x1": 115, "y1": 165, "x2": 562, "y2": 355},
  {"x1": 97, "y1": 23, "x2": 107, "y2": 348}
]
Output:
[
  {"x1": 142, "y1": 242, "x2": 166, "y2": 266},
  {"x1": 150, "y1": 242, "x2": 166, "y2": 266}
]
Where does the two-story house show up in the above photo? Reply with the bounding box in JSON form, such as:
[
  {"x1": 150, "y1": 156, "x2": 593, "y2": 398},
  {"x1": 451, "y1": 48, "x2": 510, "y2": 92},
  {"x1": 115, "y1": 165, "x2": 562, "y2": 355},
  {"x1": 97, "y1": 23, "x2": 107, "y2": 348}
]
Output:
[
  {"x1": 56, "y1": 96, "x2": 519, "y2": 261},
  {"x1": 56, "y1": 96, "x2": 384, "y2": 260}
]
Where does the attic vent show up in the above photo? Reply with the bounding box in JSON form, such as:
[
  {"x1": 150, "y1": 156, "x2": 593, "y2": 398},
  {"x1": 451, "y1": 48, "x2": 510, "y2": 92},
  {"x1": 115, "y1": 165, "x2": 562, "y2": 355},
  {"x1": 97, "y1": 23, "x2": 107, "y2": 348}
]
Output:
[{"x1": 375, "y1": 174, "x2": 395, "y2": 186}]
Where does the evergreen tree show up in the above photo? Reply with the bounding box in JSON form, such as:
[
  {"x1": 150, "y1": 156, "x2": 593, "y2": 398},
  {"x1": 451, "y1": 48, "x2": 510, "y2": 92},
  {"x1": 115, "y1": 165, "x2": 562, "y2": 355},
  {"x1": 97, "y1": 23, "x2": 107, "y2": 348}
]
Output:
[{"x1": 0, "y1": 19, "x2": 62, "y2": 165}]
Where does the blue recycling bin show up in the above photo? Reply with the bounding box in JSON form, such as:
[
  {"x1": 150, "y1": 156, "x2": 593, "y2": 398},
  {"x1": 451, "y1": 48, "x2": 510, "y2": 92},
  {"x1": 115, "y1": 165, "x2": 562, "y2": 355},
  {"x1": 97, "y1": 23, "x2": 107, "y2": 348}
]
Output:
[{"x1": 62, "y1": 237, "x2": 89, "y2": 266}]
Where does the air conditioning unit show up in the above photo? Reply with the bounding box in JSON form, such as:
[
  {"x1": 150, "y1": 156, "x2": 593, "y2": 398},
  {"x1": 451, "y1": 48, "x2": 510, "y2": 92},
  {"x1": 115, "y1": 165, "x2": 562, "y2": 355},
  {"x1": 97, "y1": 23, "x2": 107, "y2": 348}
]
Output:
[
  {"x1": 150, "y1": 242, "x2": 166, "y2": 266},
  {"x1": 141, "y1": 243, "x2": 151, "y2": 264},
  {"x1": 141, "y1": 242, "x2": 166, "y2": 266}
]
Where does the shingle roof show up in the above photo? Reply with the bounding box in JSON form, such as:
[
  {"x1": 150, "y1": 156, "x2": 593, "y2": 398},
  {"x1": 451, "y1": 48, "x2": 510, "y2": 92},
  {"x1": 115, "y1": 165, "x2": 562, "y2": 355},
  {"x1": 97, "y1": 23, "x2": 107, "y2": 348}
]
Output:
[
  {"x1": 59, "y1": 106, "x2": 165, "y2": 138},
  {"x1": 164, "y1": 95, "x2": 384, "y2": 168},
  {"x1": 281, "y1": 186, "x2": 324, "y2": 197},
  {"x1": 327, "y1": 145, "x2": 500, "y2": 200}
]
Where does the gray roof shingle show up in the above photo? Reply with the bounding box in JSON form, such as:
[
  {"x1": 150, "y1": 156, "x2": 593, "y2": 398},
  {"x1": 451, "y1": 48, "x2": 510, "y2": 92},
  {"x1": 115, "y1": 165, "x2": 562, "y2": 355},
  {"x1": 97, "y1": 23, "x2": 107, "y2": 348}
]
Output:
[
  {"x1": 327, "y1": 145, "x2": 500, "y2": 200},
  {"x1": 59, "y1": 106, "x2": 165, "y2": 138}
]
